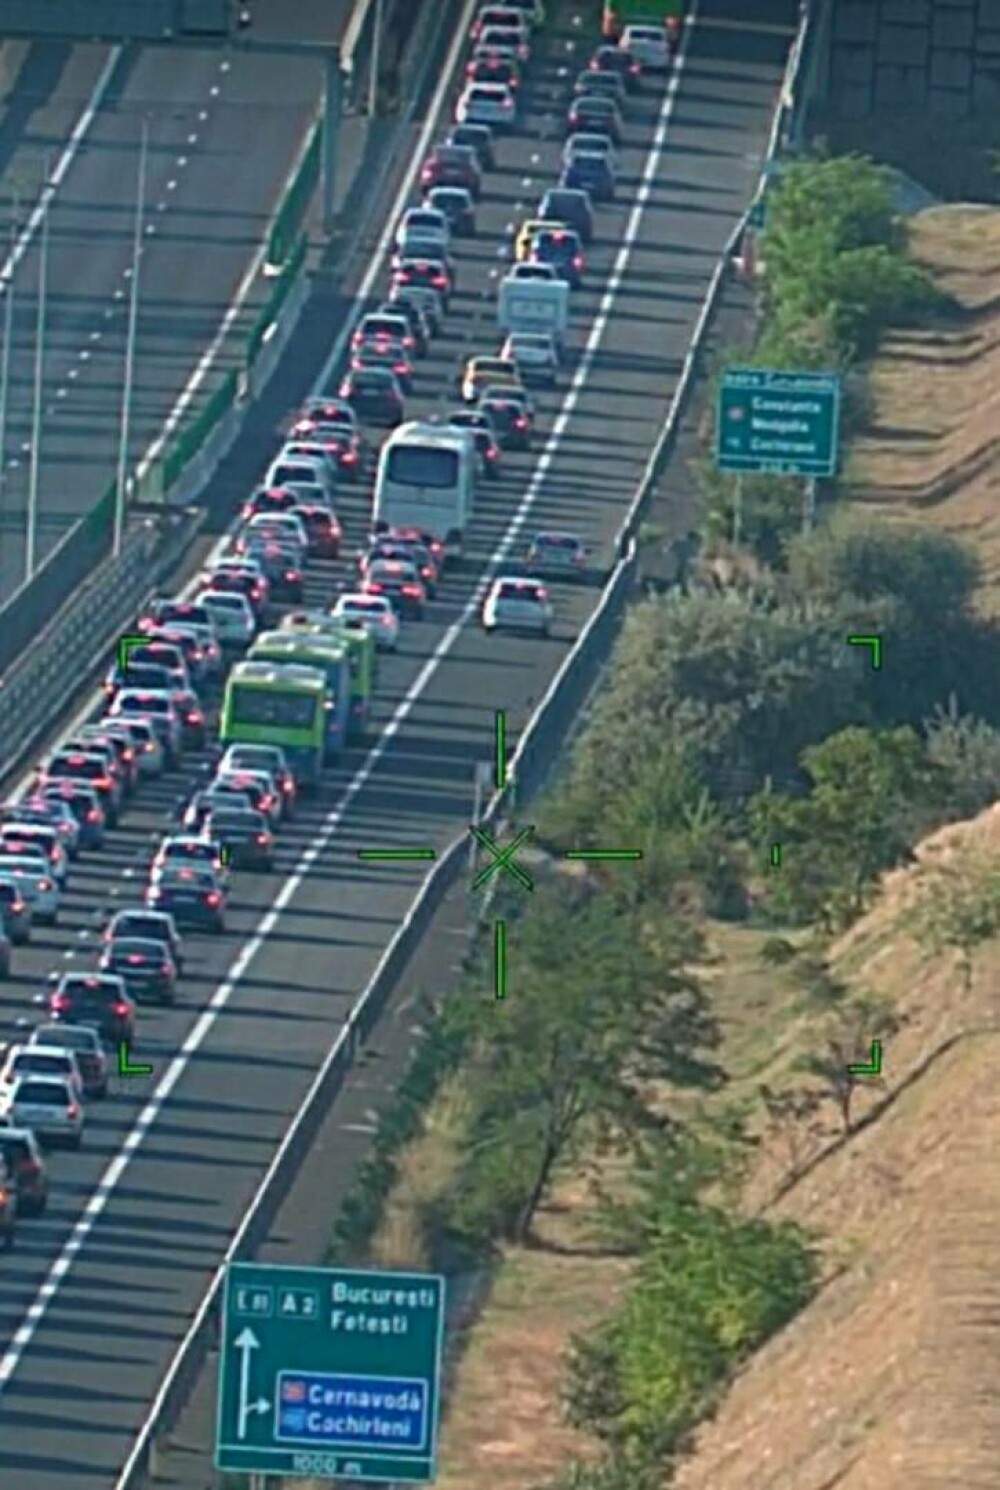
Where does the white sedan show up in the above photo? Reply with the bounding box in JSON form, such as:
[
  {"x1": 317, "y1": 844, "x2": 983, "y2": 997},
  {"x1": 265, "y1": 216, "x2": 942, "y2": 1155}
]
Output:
[
  {"x1": 621, "y1": 23, "x2": 672, "y2": 73},
  {"x1": 331, "y1": 593, "x2": 401, "y2": 651},
  {"x1": 0, "y1": 1043, "x2": 86, "y2": 1103},
  {"x1": 455, "y1": 82, "x2": 517, "y2": 129},
  {"x1": 0, "y1": 1073, "x2": 83, "y2": 1147},
  {"x1": 482, "y1": 576, "x2": 553, "y2": 636}
]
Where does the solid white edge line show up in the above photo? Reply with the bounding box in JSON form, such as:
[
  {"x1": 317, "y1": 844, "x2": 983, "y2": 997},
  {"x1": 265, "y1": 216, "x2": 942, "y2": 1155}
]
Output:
[{"x1": 0, "y1": 0, "x2": 697, "y2": 1395}]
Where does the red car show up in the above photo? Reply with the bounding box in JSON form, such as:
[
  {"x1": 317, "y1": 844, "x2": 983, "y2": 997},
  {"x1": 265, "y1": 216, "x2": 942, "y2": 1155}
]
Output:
[
  {"x1": 391, "y1": 258, "x2": 452, "y2": 306},
  {"x1": 419, "y1": 145, "x2": 482, "y2": 199},
  {"x1": 293, "y1": 503, "x2": 342, "y2": 559}
]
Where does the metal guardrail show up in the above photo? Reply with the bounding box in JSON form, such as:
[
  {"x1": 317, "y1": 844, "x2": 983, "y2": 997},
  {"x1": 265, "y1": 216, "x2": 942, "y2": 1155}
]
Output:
[
  {"x1": 0, "y1": 508, "x2": 206, "y2": 787},
  {"x1": 111, "y1": 6, "x2": 817, "y2": 1483}
]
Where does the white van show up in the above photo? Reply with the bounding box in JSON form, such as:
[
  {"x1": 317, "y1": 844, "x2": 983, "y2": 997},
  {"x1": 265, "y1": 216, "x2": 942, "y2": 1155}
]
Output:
[{"x1": 372, "y1": 421, "x2": 476, "y2": 557}]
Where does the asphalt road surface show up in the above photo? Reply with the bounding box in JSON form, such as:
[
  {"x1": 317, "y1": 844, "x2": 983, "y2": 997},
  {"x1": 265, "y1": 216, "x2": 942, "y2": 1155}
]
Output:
[
  {"x1": 0, "y1": 3, "x2": 793, "y2": 1485},
  {"x1": 0, "y1": 0, "x2": 354, "y2": 602}
]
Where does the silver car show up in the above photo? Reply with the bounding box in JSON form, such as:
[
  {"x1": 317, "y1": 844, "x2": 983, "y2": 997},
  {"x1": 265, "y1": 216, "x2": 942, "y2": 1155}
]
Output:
[
  {"x1": 194, "y1": 590, "x2": 257, "y2": 649},
  {"x1": 0, "y1": 1073, "x2": 83, "y2": 1147},
  {"x1": 29, "y1": 1023, "x2": 108, "y2": 1099},
  {"x1": 1, "y1": 1043, "x2": 85, "y2": 1103},
  {"x1": 0, "y1": 858, "x2": 60, "y2": 924}
]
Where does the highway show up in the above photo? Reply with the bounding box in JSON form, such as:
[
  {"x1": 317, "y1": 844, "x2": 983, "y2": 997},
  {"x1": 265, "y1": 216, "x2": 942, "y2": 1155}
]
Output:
[
  {"x1": 0, "y1": 0, "x2": 353, "y2": 603},
  {"x1": 0, "y1": 2, "x2": 792, "y2": 1484}
]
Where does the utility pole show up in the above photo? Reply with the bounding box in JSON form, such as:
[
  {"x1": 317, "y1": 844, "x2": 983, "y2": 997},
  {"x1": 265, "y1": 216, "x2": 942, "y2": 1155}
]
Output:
[
  {"x1": 0, "y1": 192, "x2": 19, "y2": 508},
  {"x1": 367, "y1": 0, "x2": 383, "y2": 117},
  {"x1": 114, "y1": 117, "x2": 148, "y2": 557},
  {"x1": 26, "y1": 158, "x2": 51, "y2": 582}
]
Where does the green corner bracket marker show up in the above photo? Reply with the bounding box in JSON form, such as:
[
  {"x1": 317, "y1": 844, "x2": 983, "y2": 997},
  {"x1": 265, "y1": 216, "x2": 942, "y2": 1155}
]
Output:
[
  {"x1": 847, "y1": 633, "x2": 882, "y2": 670},
  {"x1": 847, "y1": 1039, "x2": 883, "y2": 1078},
  {"x1": 494, "y1": 919, "x2": 507, "y2": 1000},
  {"x1": 357, "y1": 848, "x2": 436, "y2": 862},
  {"x1": 118, "y1": 1042, "x2": 153, "y2": 1078},
  {"x1": 116, "y1": 634, "x2": 147, "y2": 669},
  {"x1": 494, "y1": 709, "x2": 507, "y2": 790}
]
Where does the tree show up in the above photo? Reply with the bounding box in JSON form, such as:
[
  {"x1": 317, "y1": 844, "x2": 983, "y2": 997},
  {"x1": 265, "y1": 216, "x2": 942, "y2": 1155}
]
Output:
[
  {"x1": 563, "y1": 1136, "x2": 818, "y2": 1454},
  {"x1": 439, "y1": 885, "x2": 723, "y2": 1247},
  {"x1": 758, "y1": 1083, "x2": 825, "y2": 1179},
  {"x1": 915, "y1": 856, "x2": 1000, "y2": 992},
  {"x1": 798, "y1": 993, "x2": 900, "y2": 1133},
  {"x1": 924, "y1": 705, "x2": 1000, "y2": 821},
  {"x1": 749, "y1": 725, "x2": 943, "y2": 928}
]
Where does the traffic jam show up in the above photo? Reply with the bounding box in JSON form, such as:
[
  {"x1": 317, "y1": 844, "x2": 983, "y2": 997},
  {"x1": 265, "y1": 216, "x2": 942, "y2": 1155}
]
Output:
[{"x1": 0, "y1": 1, "x2": 681, "y2": 1247}]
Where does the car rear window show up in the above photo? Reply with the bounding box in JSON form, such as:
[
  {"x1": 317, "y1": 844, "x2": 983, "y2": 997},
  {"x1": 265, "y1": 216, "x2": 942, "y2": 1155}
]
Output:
[{"x1": 15, "y1": 1080, "x2": 67, "y2": 1104}]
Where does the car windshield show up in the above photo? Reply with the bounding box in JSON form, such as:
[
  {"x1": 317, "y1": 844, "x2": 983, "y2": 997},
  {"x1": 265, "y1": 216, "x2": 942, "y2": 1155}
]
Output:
[
  {"x1": 13, "y1": 1053, "x2": 69, "y2": 1075},
  {"x1": 109, "y1": 939, "x2": 164, "y2": 960},
  {"x1": 15, "y1": 1080, "x2": 68, "y2": 1104}
]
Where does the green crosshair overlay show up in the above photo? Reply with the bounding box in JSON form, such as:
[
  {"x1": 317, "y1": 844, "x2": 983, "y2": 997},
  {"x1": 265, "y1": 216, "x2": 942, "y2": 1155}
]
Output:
[{"x1": 469, "y1": 825, "x2": 535, "y2": 892}]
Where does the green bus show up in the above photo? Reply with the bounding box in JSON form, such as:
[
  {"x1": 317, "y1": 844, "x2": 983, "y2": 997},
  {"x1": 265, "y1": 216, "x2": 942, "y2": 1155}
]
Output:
[
  {"x1": 220, "y1": 660, "x2": 327, "y2": 787},
  {"x1": 278, "y1": 611, "x2": 375, "y2": 734},
  {"x1": 602, "y1": 0, "x2": 683, "y2": 41},
  {"x1": 248, "y1": 631, "x2": 351, "y2": 760}
]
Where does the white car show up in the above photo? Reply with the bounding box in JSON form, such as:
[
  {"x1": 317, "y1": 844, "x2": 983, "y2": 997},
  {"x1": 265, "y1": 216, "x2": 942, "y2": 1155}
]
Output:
[
  {"x1": 455, "y1": 82, "x2": 517, "y2": 129},
  {"x1": 150, "y1": 834, "x2": 230, "y2": 883},
  {"x1": 562, "y1": 131, "x2": 618, "y2": 170},
  {"x1": 395, "y1": 207, "x2": 450, "y2": 254},
  {"x1": 194, "y1": 590, "x2": 257, "y2": 649},
  {"x1": 500, "y1": 332, "x2": 560, "y2": 387},
  {"x1": 274, "y1": 444, "x2": 339, "y2": 493},
  {"x1": 621, "y1": 22, "x2": 671, "y2": 72},
  {"x1": 104, "y1": 717, "x2": 165, "y2": 777},
  {"x1": 266, "y1": 456, "x2": 336, "y2": 505},
  {"x1": 1, "y1": 1043, "x2": 85, "y2": 1103},
  {"x1": 482, "y1": 575, "x2": 553, "y2": 635},
  {"x1": 242, "y1": 510, "x2": 310, "y2": 550},
  {"x1": 29, "y1": 1023, "x2": 108, "y2": 1098},
  {"x1": 0, "y1": 859, "x2": 59, "y2": 924},
  {"x1": 331, "y1": 593, "x2": 400, "y2": 651},
  {"x1": 0, "y1": 1073, "x2": 83, "y2": 1147},
  {"x1": 108, "y1": 689, "x2": 183, "y2": 764},
  {"x1": 506, "y1": 260, "x2": 559, "y2": 283}
]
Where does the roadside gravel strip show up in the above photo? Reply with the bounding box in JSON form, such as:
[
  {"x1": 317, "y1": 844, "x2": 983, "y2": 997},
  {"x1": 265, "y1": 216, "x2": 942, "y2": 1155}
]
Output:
[{"x1": 0, "y1": 3, "x2": 790, "y2": 1484}]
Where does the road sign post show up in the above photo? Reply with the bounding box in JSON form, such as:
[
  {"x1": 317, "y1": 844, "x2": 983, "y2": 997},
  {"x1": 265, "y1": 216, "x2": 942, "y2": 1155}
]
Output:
[
  {"x1": 715, "y1": 367, "x2": 841, "y2": 479},
  {"x1": 216, "y1": 1263, "x2": 446, "y2": 1483}
]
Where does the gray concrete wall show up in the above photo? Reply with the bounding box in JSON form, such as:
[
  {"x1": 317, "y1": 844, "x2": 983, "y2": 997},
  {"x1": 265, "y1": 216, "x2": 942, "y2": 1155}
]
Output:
[{"x1": 818, "y1": 0, "x2": 1000, "y2": 118}]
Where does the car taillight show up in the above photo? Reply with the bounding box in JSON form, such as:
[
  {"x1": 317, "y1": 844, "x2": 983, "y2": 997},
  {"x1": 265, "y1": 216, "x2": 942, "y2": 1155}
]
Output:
[
  {"x1": 145, "y1": 741, "x2": 156, "y2": 752},
  {"x1": 515, "y1": 415, "x2": 528, "y2": 429},
  {"x1": 187, "y1": 710, "x2": 203, "y2": 725},
  {"x1": 52, "y1": 994, "x2": 71, "y2": 1012},
  {"x1": 402, "y1": 584, "x2": 422, "y2": 598},
  {"x1": 284, "y1": 570, "x2": 301, "y2": 582},
  {"x1": 487, "y1": 445, "x2": 498, "y2": 460},
  {"x1": 393, "y1": 362, "x2": 408, "y2": 374},
  {"x1": 366, "y1": 582, "x2": 384, "y2": 593},
  {"x1": 66, "y1": 1101, "x2": 81, "y2": 1119},
  {"x1": 38, "y1": 878, "x2": 52, "y2": 892},
  {"x1": 256, "y1": 833, "x2": 269, "y2": 845},
  {"x1": 95, "y1": 777, "x2": 111, "y2": 789},
  {"x1": 342, "y1": 449, "x2": 358, "y2": 464},
  {"x1": 281, "y1": 780, "x2": 294, "y2": 795},
  {"x1": 573, "y1": 255, "x2": 584, "y2": 269},
  {"x1": 113, "y1": 1001, "x2": 131, "y2": 1015},
  {"x1": 432, "y1": 274, "x2": 447, "y2": 288},
  {"x1": 205, "y1": 891, "x2": 222, "y2": 907}
]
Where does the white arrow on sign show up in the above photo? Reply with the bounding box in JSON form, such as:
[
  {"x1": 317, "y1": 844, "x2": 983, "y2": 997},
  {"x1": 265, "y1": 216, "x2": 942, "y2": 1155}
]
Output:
[{"x1": 234, "y1": 1327, "x2": 270, "y2": 1440}]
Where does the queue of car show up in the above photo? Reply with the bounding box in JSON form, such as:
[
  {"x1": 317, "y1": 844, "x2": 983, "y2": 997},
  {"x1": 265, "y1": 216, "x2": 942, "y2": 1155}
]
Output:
[{"x1": 0, "y1": 1, "x2": 675, "y2": 1247}]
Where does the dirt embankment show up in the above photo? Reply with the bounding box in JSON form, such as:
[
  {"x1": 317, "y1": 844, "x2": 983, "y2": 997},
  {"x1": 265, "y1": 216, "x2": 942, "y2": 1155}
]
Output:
[{"x1": 844, "y1": 205, "x2": 1000, "y2": 616}]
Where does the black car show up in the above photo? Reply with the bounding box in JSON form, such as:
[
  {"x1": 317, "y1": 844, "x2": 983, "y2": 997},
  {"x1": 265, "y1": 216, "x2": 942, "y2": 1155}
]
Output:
[
  {"x1": 104, "y1": 908, "x2": 184, "y2": 974},
  {"x1": 48, "y1": 972, "x2": 136, "y2": 1045},
  {"x1": 560, "y1": 155, "x2": 615, "y2": 202},
  {"x1": 338, "y1": 367, "x2": 405, "y2": 427},
  {"x1": 99, "y1": 936, "x2": 178, "y2": 1005},
  {"x1": 203, "y1": 808, "x2": 275, "y2": 871},
  {"x1": 573, "y1": 67, "x2": 627, "y2": 109},
  {"x1": 445, "y1": 409, "x2": 502, "y2": 479},
  {"x1": 537, "y1": 186, "x2": 594, "y2": 244},
  {"x1": 529, "y1": 228, "x2": 585, "y2": 287},
  {"x1": 0, "y1": 1126, "x2": 48, "y2": 1216},
  {"x1": 589, "y1": 43, "x2": 642, "y2": 92},
  {"x1": 146, "y1": 864, "x2": 227, "y2": 932},
  {"x1": 445, "y1": 122, "x2": 496, "y2": 171},
  {"x1": 479, "y1": 393, "x2": 532, "y2": 451},
  {"x1": 566, "y1": 95, "x2": 622, "y2": 143},
  {"x1": 424, "y1": 186, "x2": 476, "y2": 238}
]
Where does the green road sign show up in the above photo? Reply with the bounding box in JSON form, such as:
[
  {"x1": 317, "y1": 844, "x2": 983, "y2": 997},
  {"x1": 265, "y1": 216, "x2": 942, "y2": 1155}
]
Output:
[
  {"x1": 216, "y1": 1263, "x2": 446, "y2": 1483},
  {"x1": 716, "y1": 367, "x2": 841, "y2": 477}
]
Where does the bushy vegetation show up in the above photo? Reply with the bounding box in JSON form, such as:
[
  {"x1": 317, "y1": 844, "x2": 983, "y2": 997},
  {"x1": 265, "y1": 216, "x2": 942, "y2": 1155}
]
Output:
[{"x1": 699, "y1": 154, "x2": 947, "y2": 561}]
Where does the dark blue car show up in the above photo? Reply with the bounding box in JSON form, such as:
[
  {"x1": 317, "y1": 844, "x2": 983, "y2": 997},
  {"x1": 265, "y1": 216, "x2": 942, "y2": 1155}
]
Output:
[{"x1": 560, "y1": 156, "x2": 614, "y2": 203}]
